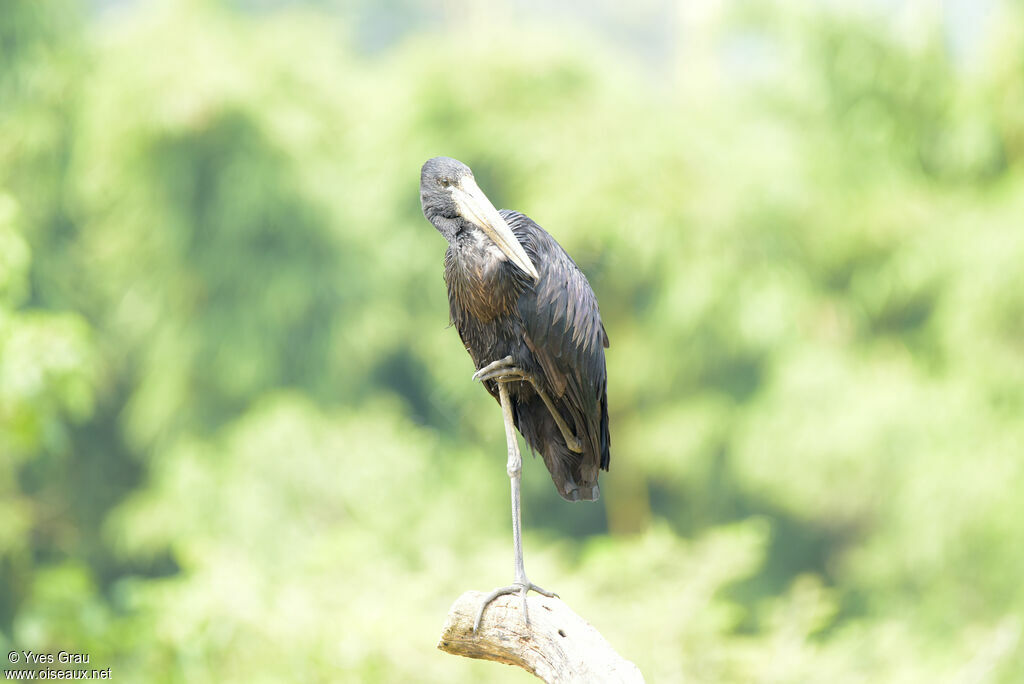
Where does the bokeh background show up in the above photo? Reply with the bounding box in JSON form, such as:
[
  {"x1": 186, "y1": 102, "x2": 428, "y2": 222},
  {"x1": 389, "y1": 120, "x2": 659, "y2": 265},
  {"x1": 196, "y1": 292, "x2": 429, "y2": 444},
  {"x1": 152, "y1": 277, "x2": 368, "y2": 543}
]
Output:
[{"x1": 2, "y1": 0, "x2": 1024, "y2": 681}]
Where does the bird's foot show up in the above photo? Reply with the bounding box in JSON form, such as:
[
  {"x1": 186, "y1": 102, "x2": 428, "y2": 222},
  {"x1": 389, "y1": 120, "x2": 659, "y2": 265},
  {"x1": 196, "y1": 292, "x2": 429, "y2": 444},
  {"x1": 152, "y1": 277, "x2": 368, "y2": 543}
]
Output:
[
  {"x1": 473, "y1": 580, "x2": 559, "y2": 633},
  {"x1": 472, "y1": 357, "x2": 584, "y2": 454},
  {"x1": 472, "y1": 356, "x2": 529, "y2": 384}
]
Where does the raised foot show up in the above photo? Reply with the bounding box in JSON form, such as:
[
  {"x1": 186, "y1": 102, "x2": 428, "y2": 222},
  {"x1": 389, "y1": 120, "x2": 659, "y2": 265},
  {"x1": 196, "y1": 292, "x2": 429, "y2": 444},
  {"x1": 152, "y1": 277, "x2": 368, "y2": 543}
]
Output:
[
  {"x1": 472, "y1": 356, "x2": 584, "y2": 454},
  {"x1": 472, "y1": 356, "x2": 522, "y2": 383},
  {"x1": 473, "y1": 581, "x2": 559, "y2": 633}
]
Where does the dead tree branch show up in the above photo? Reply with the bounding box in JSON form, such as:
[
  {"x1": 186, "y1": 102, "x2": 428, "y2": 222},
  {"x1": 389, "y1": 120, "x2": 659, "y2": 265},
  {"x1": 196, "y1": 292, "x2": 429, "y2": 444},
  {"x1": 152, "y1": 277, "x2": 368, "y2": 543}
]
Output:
[{"x1": 437, "y1": 590, "x2": 644, "y2": 683}]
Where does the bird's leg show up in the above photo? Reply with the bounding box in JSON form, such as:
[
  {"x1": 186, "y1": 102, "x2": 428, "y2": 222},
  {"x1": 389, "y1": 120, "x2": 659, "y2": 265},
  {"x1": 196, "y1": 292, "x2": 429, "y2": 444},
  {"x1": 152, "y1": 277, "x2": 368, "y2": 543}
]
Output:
[
  {"x1": 473, "y1": 382, "x2": 558, "y2": 633},
  {"x1": 472, "y1": 356, "x2": 583, "y2": 453}
]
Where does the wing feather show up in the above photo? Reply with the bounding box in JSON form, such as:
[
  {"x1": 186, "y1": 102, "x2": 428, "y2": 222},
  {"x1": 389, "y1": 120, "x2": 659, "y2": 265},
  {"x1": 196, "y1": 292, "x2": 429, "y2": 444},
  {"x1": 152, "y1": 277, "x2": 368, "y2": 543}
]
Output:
[{"x1": 501, "y1": 209, "x2": 611, "y2": 474}]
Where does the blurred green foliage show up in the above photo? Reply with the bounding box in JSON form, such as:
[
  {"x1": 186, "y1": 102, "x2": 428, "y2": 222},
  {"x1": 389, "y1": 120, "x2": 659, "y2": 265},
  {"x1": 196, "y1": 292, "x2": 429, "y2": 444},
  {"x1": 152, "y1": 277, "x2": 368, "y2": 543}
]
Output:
[{"x1": 2, "y1": 0, "x2": 1024, "y2": 681}]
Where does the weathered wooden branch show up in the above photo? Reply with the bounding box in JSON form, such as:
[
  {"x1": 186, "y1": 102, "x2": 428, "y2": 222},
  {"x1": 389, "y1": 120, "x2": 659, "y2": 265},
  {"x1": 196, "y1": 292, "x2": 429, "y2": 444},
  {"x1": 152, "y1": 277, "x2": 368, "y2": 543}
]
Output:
[{"x1": 437, "y1": 590, "x2": 644, "y2": 683}]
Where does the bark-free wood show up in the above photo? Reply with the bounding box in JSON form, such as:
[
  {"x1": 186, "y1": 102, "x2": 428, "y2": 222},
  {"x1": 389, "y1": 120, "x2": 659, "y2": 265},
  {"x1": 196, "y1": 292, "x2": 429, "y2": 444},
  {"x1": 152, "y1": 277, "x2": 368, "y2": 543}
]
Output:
[{"x1": 437, "y1": 591, "x2": 644, "y2": 683}]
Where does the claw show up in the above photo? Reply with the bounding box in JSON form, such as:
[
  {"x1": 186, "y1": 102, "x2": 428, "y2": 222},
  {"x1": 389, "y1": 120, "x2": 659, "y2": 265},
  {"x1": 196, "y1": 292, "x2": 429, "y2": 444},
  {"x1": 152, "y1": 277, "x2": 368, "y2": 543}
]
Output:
[
  {"x1": 473, "y1": 582, "x2": 559, "y2": 633},
  {"x1": 472, "y1": 356, "x2": 518, "y2": 382},
  {"x1": 475, "y1": 368, "x2": 526, "y2": 383}
]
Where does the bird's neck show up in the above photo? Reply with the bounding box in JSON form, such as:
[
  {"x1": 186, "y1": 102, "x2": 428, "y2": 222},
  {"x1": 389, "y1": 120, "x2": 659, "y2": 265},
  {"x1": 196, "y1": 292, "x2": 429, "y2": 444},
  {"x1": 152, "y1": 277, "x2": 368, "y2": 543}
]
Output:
[{"x1": 445, "y1": 229, "x2": 524, "y2": 324}]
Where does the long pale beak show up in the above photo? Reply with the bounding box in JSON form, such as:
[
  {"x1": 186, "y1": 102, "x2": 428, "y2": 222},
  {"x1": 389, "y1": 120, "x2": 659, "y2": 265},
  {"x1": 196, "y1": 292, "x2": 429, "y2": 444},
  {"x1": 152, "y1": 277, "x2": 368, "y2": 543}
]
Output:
[{"x1": 452, "y1": 176, "x2": 540, "y2": 282}]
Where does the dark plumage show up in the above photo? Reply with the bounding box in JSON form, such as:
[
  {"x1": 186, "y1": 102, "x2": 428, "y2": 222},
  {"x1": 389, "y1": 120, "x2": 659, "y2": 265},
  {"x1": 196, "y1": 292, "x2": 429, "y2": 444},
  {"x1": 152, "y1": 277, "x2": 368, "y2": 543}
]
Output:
[{"x1": 420, "y1": 157, "x2": 610, "y2": 501}]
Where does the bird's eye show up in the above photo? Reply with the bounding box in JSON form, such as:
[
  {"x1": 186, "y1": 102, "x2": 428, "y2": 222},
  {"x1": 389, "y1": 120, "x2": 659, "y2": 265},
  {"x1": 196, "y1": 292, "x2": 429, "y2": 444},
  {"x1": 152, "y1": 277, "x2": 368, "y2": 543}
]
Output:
[{"x1": 440, "y1": 178, "x2": 452, "y2": 188}]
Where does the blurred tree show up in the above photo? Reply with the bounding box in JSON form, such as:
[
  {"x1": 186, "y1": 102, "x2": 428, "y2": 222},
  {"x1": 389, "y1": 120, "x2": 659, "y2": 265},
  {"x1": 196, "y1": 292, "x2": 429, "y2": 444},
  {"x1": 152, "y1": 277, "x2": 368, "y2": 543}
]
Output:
[{"x1": 2, "y1": 0, "x2": 1024, "y2": 681}]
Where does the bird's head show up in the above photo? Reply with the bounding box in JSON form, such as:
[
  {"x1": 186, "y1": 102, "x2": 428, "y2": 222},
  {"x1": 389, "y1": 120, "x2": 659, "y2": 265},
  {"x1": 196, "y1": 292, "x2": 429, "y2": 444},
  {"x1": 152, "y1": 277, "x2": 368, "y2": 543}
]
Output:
[{"x1": 420, "y1": 156, "x2": 539, "y2": 282}]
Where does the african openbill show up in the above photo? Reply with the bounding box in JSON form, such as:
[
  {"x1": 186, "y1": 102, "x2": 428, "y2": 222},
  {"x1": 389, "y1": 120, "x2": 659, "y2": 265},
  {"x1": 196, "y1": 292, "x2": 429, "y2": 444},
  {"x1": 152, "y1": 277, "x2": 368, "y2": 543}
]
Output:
[{"x1": 419, "y1": 157, "x2": 610, "y2": 629}]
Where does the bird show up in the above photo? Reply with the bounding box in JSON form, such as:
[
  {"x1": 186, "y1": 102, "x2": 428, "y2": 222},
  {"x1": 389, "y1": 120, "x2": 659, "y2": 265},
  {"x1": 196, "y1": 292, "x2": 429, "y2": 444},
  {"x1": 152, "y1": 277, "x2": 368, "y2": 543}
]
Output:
[{"x1": 419, "y1": 156, "x2": 610, "y2": 630}]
